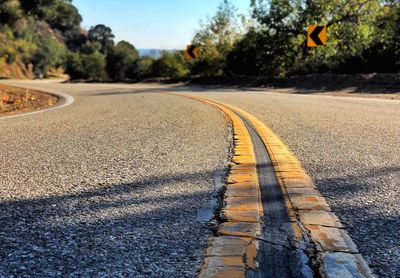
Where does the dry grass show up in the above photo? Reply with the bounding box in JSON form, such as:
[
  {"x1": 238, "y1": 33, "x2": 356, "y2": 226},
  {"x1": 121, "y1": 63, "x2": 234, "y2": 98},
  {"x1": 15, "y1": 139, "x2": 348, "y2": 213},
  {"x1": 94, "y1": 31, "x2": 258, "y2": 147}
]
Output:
[{"x1": 0, "y1": 84, "x2": 58, "y2": 115}]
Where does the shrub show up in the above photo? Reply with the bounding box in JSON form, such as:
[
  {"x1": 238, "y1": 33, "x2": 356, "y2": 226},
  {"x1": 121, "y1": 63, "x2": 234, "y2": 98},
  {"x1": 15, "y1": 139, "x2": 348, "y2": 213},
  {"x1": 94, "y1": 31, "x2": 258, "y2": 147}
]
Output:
[
  {"x1": 81, "y1": 51, "x2": 108, "y2": 80},
  {"x1": 152, "y1": 51, "x2": 188, "y2": 78},
  {"x1": 134, "y1": 56, "x2": 155, "y2": 78},
  {"x1": 106, "y1": 41, "x2": 139, "y2": 80}
]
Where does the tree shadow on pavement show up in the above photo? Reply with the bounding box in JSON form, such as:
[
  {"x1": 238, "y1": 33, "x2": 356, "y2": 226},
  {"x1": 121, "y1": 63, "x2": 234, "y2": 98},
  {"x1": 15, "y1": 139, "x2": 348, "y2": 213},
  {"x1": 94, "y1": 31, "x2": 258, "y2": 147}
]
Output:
[
  {"x1": 0, "y1": 169, "x2": 221, "y2": 277},
  {"x1": 184, "y1": 74, "x2": 400, "y2": 95},
  {"x1": 82, "y1": 85, "x2": 249, "y2": 97},
  {"x1": 314, "y1": 165, "x2": 400, "y2": 278}
]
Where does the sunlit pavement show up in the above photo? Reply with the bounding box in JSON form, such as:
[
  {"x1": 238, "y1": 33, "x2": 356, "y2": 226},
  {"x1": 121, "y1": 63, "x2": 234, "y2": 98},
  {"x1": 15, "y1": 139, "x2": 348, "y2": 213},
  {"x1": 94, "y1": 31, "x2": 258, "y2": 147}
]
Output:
[{"x1": 1, "y1": 81, "x2": 399, "y2": 277}]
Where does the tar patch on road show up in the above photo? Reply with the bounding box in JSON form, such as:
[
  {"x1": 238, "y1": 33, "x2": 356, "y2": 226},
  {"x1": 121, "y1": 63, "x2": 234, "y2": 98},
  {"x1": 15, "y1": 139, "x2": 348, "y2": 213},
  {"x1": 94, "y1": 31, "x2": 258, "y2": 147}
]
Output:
[{"x1": 238, "y1": 114, "x2": 313, "y2": 278}]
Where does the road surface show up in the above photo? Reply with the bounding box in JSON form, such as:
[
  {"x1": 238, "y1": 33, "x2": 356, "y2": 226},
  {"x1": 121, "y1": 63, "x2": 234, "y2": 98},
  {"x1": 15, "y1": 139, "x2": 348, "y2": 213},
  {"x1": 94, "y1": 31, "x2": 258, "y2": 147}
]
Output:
[
  {"x1": 0, "y1": 81, "x2": 229, "y2": 277},
  {"x1": 1, "y1": 81, "x2": 399, "y2": 277}
]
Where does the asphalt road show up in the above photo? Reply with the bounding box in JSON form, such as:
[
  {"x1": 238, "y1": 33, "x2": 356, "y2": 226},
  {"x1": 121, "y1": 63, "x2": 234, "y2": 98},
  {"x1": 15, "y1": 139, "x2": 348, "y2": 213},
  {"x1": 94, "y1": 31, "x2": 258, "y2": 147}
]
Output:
[
  {"x1": 191, "y1": 88, "x2": 400, "y2": 278},
  {"x1": 1, "y1": 81, "x2": 399, "y2": 277},
  {"x1": 0, "y1": 81, "x2": 230, "y2": 277}
]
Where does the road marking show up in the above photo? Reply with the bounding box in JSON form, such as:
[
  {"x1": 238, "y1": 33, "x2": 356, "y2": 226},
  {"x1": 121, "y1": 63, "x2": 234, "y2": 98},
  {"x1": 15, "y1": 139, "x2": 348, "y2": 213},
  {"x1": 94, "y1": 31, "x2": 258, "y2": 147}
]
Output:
[
  {"x1": 0, "y1": 84, "x2": 74, "y2": 120},
  {"x1": 170, "y1": 93, "x2": 375, "y2": 278}
]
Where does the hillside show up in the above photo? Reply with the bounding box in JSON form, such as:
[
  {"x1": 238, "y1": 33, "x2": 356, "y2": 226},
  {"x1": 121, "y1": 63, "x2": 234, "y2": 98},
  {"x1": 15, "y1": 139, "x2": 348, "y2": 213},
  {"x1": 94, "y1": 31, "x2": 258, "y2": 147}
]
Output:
[{"x1": 0, "y1": 0, "x2": 85, "y2": 79}]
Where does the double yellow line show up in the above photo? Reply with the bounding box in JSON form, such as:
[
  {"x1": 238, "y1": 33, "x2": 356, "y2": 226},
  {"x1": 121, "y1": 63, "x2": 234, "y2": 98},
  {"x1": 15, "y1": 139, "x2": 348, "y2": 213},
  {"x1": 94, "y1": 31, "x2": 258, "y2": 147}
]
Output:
[{"x1": 169, "y1": 93, "x2": 374, "y2": 278}]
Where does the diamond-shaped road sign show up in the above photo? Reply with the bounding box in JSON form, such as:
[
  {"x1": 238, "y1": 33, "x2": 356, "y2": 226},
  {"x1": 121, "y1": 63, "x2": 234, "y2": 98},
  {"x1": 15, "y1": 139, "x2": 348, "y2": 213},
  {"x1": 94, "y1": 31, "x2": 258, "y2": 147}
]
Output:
[
  {"x1": 307, "y1": 25, "x2": 327, "y2": 47},
  {"x1": 185, "y1": 45, "x2": 199, "y2": 61}
]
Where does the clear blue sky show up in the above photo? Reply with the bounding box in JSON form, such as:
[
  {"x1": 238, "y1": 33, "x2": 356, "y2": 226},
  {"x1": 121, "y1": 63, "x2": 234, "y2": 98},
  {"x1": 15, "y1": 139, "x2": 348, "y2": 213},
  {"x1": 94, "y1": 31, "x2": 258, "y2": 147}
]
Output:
[{"x1": 73, "y1": 0, "x2": 251, "y2": 50}]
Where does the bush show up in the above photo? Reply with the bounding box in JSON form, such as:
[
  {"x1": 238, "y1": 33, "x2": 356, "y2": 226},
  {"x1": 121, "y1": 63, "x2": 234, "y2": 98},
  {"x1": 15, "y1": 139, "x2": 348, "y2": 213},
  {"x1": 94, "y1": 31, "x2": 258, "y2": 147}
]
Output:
[
  {"x1": 152, "y1": 51, "x2": 188, "y2": 78},
  {"x1": 106, "y1": 41, "x2": 139, "y2": 80},
  {"x1": 134, "y1": 56, "x2": 155, "y2": 78},
  {"x1": 191, "y1": 0, "x2": 244, "y2": 76},
  {"x1": 191, "y1": 56, "x2": 226, "y2": 76},
  {"x1": 65, "y1": 51, "x2": 84, "y2": 79},
  {"x1": 0, "y1": 1, "x2": 23, "y2": 25},
  {"x1": 66, "y1": 51, "x2": 108, "y2": 80},
  {"x1": 226, "y1": 29, "x2": 260, "y2": 75},
  {"x1": 81, "y1": 51, "x2": 108, "y2": 80},
  {"x1": 31, "y1": 36, "x2": 65, "y2": 74}
]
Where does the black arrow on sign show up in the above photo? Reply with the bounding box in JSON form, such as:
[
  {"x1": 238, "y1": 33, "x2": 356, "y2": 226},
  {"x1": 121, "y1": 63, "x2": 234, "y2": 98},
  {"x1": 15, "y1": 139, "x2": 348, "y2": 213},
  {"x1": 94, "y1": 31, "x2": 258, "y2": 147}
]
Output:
[
  {"x1": 187, "y1": 45, "x2": 197, "y2": 58},
  {"x1": 310, "y1": 26, "x2": 324, "y2": 46}
]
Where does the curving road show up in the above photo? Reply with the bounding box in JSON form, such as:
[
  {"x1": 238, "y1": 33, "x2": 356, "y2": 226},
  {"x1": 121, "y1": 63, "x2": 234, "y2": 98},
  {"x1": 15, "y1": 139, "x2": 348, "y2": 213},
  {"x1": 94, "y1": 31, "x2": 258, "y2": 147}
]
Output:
[
  {"x1": 1, "y1": 81, "x2": 399, "y2": 277},
  {"x1": 0, "y1": 81, "x2": 230, "y2": 277},
  {"x1": 192, "y1": 87, "x2": 400, "y2": 278}
]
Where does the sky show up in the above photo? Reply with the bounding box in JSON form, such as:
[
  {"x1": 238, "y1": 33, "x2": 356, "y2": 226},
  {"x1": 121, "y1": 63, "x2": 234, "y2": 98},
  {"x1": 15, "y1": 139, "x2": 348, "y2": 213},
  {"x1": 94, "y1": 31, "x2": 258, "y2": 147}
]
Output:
[{"x1": 73, "y1": 0, "x2": 251, "y2": 50}]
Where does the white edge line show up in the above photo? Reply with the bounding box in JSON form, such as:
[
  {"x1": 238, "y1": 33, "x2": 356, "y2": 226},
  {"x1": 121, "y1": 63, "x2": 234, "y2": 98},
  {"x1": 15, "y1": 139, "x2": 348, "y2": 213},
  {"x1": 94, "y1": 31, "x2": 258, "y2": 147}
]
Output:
[{"x1": 0, "y1": 86, "x2": 74, "y2": 120}]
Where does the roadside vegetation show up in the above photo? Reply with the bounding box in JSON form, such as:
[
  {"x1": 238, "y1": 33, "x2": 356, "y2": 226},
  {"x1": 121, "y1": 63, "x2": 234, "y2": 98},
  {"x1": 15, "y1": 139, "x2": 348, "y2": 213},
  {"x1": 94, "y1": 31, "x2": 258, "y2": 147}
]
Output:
[
  {"x1": 0, "y1": 83, "x2": 58, "y2": 114},
  {"x1": 0, "y1": 0, "x2": 399, "y2": 81}
]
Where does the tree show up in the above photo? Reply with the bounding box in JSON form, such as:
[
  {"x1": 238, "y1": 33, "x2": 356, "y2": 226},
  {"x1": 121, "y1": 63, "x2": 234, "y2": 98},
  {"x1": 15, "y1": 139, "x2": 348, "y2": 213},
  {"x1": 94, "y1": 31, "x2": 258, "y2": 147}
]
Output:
[
  {"x1": 0, "y1": 1, "x2": 23, "y2": 24},
  {"x1": 46, "y1": 1, "x2": 82, "y2": 33},
  {"x1": 359, "y1": 1, "x2": 400, "y2": 72},
  {"x1": 31, "y1": 36, "x2": 65, "y2": 74},
  {"x1": 81, "y1": 51, "x2": 108, "y2": 80},
  {"x1": 66, "y1": 51, "x2": 108, "y2": 81},
  {"x1": 152, "y1": 51, "x2": 188, "y2": 78},
  {"x1": 230, "y1": 0, "x2": 387, "y2": 76},
  {"x1": 192, "y1": 0, "x2": 244, "y2": 76},
  {"x1": 226, "y1": 28, "x2": 261, "y2": 75},
  {"x1": 88, "y1": 24, "x2": 115, "y2": 53},
  {"x1": 134, "y1": 56, "x2": 155, "y2": 78},
  {"x1": 65, "y1": 51, "x2": 84, "y2": 79},
  {"x1": 106, "y1": 41, "x2": 139, "y2": 80},
  {"x1": 19, "y1": 0, "x2": 59, "y2": 18}
]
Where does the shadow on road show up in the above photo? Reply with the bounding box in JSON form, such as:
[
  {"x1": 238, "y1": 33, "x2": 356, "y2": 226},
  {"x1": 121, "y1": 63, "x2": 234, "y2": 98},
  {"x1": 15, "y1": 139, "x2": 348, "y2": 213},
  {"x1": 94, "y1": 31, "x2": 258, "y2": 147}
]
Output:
[
  {"x1": 0, "y1": 169, "x2": 220, "y2": 276},
  {"x1": 315, "y1": 165, "x2": 400, "y2": 277},
  {"x1": 78, "y1": 85, "x2": 249, "y2": 97}
]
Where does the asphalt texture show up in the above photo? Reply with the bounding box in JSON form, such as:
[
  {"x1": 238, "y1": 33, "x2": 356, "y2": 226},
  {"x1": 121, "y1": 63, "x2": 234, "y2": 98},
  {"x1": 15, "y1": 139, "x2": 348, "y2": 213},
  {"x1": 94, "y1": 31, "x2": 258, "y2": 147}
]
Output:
[
  {"x1": 1, "y1": 82, "x2": 399, "y2": 277},
  {"x1": 0, "y1": 81, "x2": 229, "y2": 277},
  {"x1": 191, "y1": 88, "x2": 400, "y2": 278}
]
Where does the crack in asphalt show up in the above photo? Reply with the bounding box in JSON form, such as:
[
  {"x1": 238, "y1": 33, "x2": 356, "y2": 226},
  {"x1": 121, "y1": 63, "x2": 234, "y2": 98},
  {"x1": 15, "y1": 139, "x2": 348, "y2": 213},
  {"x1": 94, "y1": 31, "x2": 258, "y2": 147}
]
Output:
[{"x1": 235, "y1": 112, "x2": 314, "y2": 278}]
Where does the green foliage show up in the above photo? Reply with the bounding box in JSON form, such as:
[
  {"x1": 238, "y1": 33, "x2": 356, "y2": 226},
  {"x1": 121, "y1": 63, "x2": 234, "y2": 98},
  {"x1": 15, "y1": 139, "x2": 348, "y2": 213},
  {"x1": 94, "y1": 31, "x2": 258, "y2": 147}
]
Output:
[
  {"x1": 152, "y1": 51, "x2": 188, "y2": 78},
  {"x1": 226, "y1": 28, "x2": 261, "y2": 75},
  {"x1": 134, "y1": 56, "x2": 155, "y2": 78},
  {"x1": 31, "y1": 36, "x2": 65, "y2": 73},
  {"x1": 0, "y1": 0, "x2": 83, "y2": 77},
  {"x1": 0, "y1": 1, "x2": 23, "y2": 24},
  {"x1": 65, "y1": 51, "x2": 84, "y2": 79},
  {"x1": 88, "y1": 24, "x2": 115, "y2": 53},
  {"x1": 192, "y1": 0, "x2": 244, "y2": 76},
  {"x1": 80, "y1": 41, "x2": 102, "y2": 55},
  {"x1": 227, "y1": 0, "x2": 400, "y2": 76},
  {"x1": 15, "y1": 39, "x2": 38, "y2": 64},
  {"x1": 19, "y1": 0, "x2": 81, "y2": 33},
  {"x1": 0, "y1": 28, "x2": 17, "y2": 64},
  {"x1": 106, "y1": 41, "x2": 139, "y2": 80},
  {"x1": 2, "y1": 0, "x2": 399, "y2": 81},
  {"x1": 359, "y1": 3, "x2": 400, "y2": 72},
  {"x1": 0, "y1": 26, "x2": 37, "y2": 65},
  {"x1": 81, "y1": 51, "x2": 108, "y2": 80},
  {"x1": 66, "y1": 51, "x2": 108, "y2": 80}
]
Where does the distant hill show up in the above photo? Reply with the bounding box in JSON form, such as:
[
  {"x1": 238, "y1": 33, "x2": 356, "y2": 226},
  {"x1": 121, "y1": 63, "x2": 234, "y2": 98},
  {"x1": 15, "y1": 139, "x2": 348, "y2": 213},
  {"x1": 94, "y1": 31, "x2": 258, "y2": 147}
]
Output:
[{"x1": 137, "y1": 49, "x2": 164, "y2": 58}]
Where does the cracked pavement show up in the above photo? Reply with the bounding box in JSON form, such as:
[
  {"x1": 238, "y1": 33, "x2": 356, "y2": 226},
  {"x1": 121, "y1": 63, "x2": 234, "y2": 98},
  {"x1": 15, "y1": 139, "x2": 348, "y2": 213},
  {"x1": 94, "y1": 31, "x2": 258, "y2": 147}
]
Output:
[
  {"x1": 0, "y1": 81, "x2": 229, "y2": 277},
  {"x1": 1, "y1": 81, "x2": 399, "y2": 277}
]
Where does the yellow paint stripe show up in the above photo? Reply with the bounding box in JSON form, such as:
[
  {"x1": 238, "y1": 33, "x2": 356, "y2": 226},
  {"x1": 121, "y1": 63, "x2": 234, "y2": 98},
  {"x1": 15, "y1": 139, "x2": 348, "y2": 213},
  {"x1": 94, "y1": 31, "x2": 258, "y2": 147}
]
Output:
[
  {"x1": 167, "y1": 94, "x2": 263, "y2": 276},
  {"x1": 169, "y1": 93, "x2": 372, "y2": 277}
]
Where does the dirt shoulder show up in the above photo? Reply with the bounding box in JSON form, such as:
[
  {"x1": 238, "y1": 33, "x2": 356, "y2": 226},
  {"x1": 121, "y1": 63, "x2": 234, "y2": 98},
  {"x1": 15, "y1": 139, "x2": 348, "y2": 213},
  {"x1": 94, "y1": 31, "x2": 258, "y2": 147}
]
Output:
[{"x1": 0, "y1": 84, "x2": 59, "y2": 116}]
